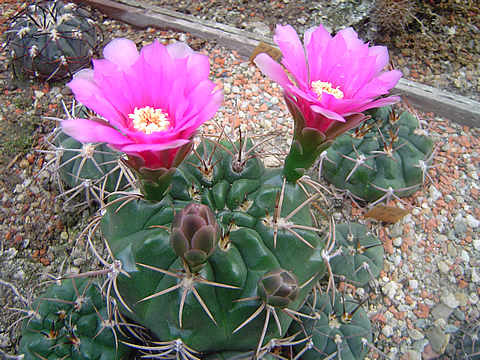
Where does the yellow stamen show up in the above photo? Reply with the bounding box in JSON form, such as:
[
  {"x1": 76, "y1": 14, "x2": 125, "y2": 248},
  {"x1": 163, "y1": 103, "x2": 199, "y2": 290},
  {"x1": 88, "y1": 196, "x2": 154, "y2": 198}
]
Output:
[
  {"x1": 311, "y1": 80, "x2": 344, "y2": 100},
  {"x1": 129, "y1": 106, "x2": 171, "y2": 134}
]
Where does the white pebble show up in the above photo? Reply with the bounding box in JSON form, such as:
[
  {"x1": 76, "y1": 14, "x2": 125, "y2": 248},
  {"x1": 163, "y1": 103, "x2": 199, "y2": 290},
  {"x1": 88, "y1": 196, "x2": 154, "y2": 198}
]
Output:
[
  {"x1": 466, "y1": 214, "x2": 479, "y2": 228},
  {"x1": 472, "y1": 268, "x2": 480, "y2": 283},
  {"x1": 382, "y1": 281, "x2": 398, "y2": 299},
  {"x1": 441, "y1": 293, "x2": 459, "y2": 309},
  {"x1": 409, "y1": 279, "x2": 419, "y2": 289},
  {"x1": 382, "y1": 325, "x2": 394, "y2": 337},
  {"x1": 473, "y1": 240, "x2": 480, "y2": 251},
  {"x1": 393, "y1": 237, "x2": 403, "y2": 247}
]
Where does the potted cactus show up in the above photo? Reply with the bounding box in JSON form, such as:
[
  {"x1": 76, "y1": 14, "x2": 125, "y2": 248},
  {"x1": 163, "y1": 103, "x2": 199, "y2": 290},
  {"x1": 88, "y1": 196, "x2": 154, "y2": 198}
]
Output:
[{"x1": 19, "y1": 24, "x2": 406, "y2": 359}]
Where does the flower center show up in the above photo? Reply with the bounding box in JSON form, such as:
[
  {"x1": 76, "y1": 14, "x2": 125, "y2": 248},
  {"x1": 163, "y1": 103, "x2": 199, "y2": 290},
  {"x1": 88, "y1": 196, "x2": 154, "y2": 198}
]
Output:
[
  {"x1": 129, "y1": 106, "x2": 171, "y2": 134},
  {"x1": 311, "y1": 80, "x2": 344, "y2": 100}
]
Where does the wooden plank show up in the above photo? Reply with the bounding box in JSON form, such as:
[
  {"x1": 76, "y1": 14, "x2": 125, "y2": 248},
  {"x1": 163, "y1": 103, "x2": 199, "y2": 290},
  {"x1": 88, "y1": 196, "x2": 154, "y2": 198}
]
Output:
[
  {"x1": 392, "y1": 79, "x2": 480, "y2": 128},
  {"x1": 75, "y1": 0, "x2": 480, "y2": 128}
]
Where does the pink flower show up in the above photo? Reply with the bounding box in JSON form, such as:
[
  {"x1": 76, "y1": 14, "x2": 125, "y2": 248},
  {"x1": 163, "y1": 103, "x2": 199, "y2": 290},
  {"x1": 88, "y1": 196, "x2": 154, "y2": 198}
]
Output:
[
  {"x1": 255, "y1": 24, "x2": 402, "y2": 139},
  {"x1": 61, "y1": 38, "x2": 223, "y2": 171}
]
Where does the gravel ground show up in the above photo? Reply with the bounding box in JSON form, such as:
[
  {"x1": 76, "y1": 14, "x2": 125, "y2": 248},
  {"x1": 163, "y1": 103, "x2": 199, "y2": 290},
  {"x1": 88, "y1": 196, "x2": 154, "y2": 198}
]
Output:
[
  {"x1": 1, "y1": 1, "x2": 480, "y2": 359},
  {"x1": 142, "y1": 0, "x2": 480, "y2": 103}
]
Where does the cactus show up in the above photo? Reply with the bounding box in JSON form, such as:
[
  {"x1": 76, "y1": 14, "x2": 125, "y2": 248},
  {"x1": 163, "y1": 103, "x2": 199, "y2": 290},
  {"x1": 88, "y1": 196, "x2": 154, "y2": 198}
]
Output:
[
  {"x1": 462, "y1": 323, "x2": 480, "y2": 359},
  {"x1": 290, "y1": 291, "x2": 373, "y2": 360},
  {"x1": 19, "y1": 277, "x2": 132, "y2": 359},
  {"x1": 17, "y1": 24, "x2": 408, "y2": 358},
  {"x1": 5, "y1": 0, "x2": 102, "y2": 81},
  {"x1": 328, "y1": 222, "x2": 384, "y2": 287},
  {"x1": 321, "y1": 105, "x2": 435, "y2": 203},
  {"x1": 40, "y1": 102, "x2": 132, "y2": 208},
  {"x1": 100, "y1": 137, "x2": 327, "y2": 354}
]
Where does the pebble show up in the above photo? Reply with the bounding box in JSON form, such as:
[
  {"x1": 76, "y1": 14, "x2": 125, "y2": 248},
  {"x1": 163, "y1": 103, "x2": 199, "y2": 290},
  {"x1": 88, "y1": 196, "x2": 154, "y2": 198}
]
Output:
[
  {"x1": 472, "y1": 268, "x2": 480, "y2": 283},
  {"x1": 413, "y1": 338, "x2": 429, "y2": 352},
  {"x1": 403, "y1": 350, "x2": 422, "y2": 360},
  {"x1": 453, "y1": 307, "x2": 465, "y2": 321},
  {"x1": 431, "y1": 303, "x2": 453, "y2": 320},
  {"x1": 466, "y1": 214, "x2": 479, "y2": 228},
  {"x1": 429, "y1": 185, "x2": 442, "y2": 201},
  {"x1": 408, "y1": 328, "x2": 424, "y2": 340},
  {"x1": 426, "y1": 326, "x2": 449, "y2": 354},
  {"x1": 382, "y1": 281, "x2": 398, "y2": 299},
  {"x1": 409, "y1": 279, "x2": 419, "y2": 290},
  {"x1": 473, "y1": 240, "x2": 480, "y2": 251},
  {"x1": 382, "y1": 324, "x2": 394, "y2": 337},
  {"x1": 19, "y1": 159, "x2": 30, "y2": 169},
  {"x1": 437, "y1": 260, "x2": 450, "y2": 274},
  {"x1": 440, "y1": 293, "x2": 459, "y2": 309},
  {"x1": 392, "y1": 237, "x2": 403, "y2": 247},
  {"x1": 469, "y1": 292, "x2": 479, "y2": 305}
]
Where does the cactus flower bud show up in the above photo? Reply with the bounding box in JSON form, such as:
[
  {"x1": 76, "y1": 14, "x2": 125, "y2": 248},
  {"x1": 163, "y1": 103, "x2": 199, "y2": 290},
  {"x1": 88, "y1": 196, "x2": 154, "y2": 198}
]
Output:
[
  {"x1": 257, "y1": 268, "x2": 300, "y2": 309},
  {"x1": 170, "y1": 203, "x2": 221, "y2": 272}
]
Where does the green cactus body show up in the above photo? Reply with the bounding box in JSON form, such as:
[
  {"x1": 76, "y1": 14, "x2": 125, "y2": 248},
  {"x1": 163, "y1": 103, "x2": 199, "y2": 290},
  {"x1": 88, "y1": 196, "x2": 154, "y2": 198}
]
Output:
[
  {"x1": 329, "y1": 223, "x2": 384, "y2": 286},
  {"x1": 290, "y1": 292, "x2": 372, "y2": 360},
  {"x1": 56, "y1": 130, "x2": 128, "y2": 194},
  {"x1": 322, "y1": 106, "x2": 434, "y2": 202},
  {"x1": 19, "y1": 277, "x2": 131, "y2": 359},
  {"x1": 7, "y1": 0, "x2": 101, "y2": 81},
  {"x1": 101, "y1": 138, "x2": 326, "y2": 354}
]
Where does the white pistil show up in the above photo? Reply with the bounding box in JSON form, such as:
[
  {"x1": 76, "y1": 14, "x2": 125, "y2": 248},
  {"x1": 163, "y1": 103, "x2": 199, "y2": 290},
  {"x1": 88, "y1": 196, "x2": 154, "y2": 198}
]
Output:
[
  {"x1": 129, "y1": 106, "x2": 171, "y2": 134},
  {"x1": 311, "y1": 80, "x2": 344, "y2": 100}
]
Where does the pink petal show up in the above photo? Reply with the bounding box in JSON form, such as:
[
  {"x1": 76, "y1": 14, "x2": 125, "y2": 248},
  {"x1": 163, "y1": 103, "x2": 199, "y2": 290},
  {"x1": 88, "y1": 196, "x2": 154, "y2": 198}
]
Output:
[
  {"x1": 255, "y1": 53, "x2": 293, "y2": 89},
  {"x1": 368, "y1": 45, "x2": 390, "y2": 74},
  {"x1": 91, "y1": 59, "x2": 139, "y2": 116},
  {"x1": 61, "y1": 118, "x2": 129, "y2": 145},
  {"x1": 68, "y1": 77, "x2": 125, "y2": 127},
  {"x1": 166, "y1": 42, "x2": 195, "y2": 59},
  {"x1": 310, "y1": 105, "x2": 345, "y2": 122},
  {"x1": 71, "y1": 68, "x2": 95, "y2": 83},
  {"x1": 353, "y1": 70, "x2": 403, "y2": 99},
  {"x1": 348, "y1": 96, "x2": 401, "y2": 114},
  {"x1": 120, "y1": 138, "x2": 190, "y2": 152},
  {"x1": 103, "y1": 38, "x2": 140, "y2": 70},
  {"x1": 336, "y1": 27, "x2": 364, "y2": 50},
  {"x1": 304, "y1": 25, "x2": 331, "y2": 82},
  {"x1": 274, "y1": 25, "x2": 309, "y2": 88}
]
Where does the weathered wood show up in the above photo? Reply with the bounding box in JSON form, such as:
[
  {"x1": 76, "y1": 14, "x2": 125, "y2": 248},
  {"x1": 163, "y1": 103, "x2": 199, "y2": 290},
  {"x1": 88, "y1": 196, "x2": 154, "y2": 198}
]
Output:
[
  {"x1": 392, "y1": 79, "x2": 480, "y2": 128},
  {"x1": 75, "y1": 0, "x2": 480, "y2": 128}
]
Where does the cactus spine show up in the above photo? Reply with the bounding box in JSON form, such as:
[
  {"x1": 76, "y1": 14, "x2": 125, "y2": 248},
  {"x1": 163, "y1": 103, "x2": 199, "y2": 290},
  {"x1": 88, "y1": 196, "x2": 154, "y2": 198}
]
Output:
[{"x1": 6, "y1": 0, "x2": 102, "y2": 81}]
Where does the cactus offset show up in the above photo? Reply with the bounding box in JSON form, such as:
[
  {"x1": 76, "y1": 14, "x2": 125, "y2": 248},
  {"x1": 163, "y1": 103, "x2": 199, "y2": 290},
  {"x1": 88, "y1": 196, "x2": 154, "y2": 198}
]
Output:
[
  {"x1": 6, "y1": 0, "x2": 101, "y2": 81},
  {"x1": 290, "y1": 291, "x2": 373, "y2": 360},
  {"x1": 19, "y1": 277, "x2": 132, "y2": 359},
  {"x1": 40, "y1": 103, "x2": 132, "y2": 208},
  {"x1": 322, "y1": 105, "x2": 435, "y2": 202},
  {"x1": 328, "y1": 222, "x2": 384, "y2": 286}
]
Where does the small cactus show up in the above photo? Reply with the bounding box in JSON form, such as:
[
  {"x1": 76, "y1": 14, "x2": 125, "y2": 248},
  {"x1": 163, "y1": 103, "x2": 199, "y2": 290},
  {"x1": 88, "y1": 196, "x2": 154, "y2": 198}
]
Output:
[
  {"x1": 5, "y1": 0, "x2": 102, "y2": 81},
  {"x1": 290, "y1": 291, "x2": 373, "y2": 360},
  {"x1": 321, "y1": 105, "x2": 435, "y2": 203},
  {"x1": 19, "y1": 277, "x2": 132, "y2": 359},
  {"x1": 40, "y1": 102, "x2": 132, "y2": 208},
  {"x1": 328, "y1": 222, "x2": 384, "y2": 287}
]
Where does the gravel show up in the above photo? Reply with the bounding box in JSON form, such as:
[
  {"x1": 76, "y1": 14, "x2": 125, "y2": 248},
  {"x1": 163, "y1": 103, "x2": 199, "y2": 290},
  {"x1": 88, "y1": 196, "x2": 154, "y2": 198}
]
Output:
[
  {"x1": 1, "y1": 1, "x2": 480, "y2": 359},
  {"x1": 140, "y1": 0, "x2": 480, "y2": 103}
]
